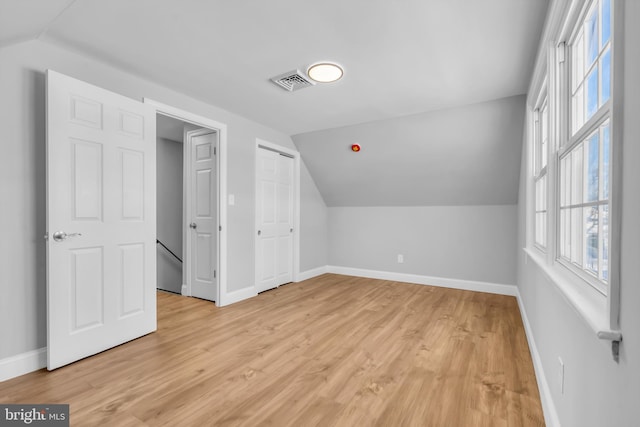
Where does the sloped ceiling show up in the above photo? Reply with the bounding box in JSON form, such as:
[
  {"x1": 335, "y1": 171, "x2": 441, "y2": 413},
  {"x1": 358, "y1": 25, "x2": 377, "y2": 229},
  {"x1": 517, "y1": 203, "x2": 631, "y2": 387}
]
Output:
[
  {"x1": 0, "y1": 0, "x2": 75, "y2": 47},
  {"x1": 0, "y1": 0, "x2": 547, "y2": 206},
  {"x1": 0, "y1": 0, "x2": 547, "y2": 136},
  {"x1": 292, "y1": 95, "x2": 526, "y2": 206}
]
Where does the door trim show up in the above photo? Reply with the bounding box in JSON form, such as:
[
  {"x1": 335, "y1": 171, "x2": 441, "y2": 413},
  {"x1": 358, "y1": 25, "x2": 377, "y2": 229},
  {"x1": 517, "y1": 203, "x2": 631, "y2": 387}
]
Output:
[
  {"x1": 144, "y1": 98, "x2": 229, "y2": 306},
  {"x1": 254, "y1": 139, "x2": 301, "y2": 289}
]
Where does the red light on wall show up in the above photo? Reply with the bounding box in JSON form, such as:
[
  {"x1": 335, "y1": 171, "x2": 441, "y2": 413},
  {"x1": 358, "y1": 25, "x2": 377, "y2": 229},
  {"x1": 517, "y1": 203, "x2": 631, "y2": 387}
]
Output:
[{"x1": 351, "y1": 144, "x2": 361, "y2": 152}]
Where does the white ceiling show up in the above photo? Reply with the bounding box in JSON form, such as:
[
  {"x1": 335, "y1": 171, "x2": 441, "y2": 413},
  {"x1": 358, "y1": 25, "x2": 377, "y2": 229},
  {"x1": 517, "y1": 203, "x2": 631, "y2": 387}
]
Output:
[{"x1": 0, "y1": 0, "x2": 548, "y2": 136}]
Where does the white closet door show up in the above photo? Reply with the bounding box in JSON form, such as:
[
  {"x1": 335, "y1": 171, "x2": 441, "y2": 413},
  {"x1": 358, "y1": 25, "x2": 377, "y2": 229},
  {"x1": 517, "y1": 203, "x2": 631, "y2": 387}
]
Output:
[
  {"x1": 255, "y1": 147, "x2": 293, "y2": 293},
  {"x1": 46, "y1": 70, "x2": 156, "y2": 370}
]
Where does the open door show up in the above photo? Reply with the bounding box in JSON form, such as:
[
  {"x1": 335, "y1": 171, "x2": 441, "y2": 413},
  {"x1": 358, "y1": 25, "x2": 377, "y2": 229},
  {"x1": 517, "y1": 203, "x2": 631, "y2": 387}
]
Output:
[
  {"x1": 185, "y1": 129, "x2": 218, "y2": 302},
  {"x1": 46, "y1": 70, "x2": 157, "y2": 370}
]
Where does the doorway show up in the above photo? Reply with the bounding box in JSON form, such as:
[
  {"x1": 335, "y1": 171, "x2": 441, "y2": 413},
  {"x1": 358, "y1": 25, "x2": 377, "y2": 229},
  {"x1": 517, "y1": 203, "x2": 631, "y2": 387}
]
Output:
[{"x1": 149, "y1": 99, "x2": 228, "y2": 305}]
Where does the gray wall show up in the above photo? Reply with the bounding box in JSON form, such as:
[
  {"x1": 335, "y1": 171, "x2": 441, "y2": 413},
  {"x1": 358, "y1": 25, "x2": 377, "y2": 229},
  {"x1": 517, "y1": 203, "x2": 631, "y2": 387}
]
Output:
[
  {"x1": 0, "y1": 39, "x2": 328, "y2": 360},
  {"x1": 299, "y1": 160, "x2": 328, "y2": 271},
  {"x1": 329, "y1": 205, "x2": 517, "y2": 285},
  {"x1": 516, "y1": 2, "x2": 640, "y2": 426},
  {"x1": 156, "y1": 137, "x2": 183, "y2": 294}
]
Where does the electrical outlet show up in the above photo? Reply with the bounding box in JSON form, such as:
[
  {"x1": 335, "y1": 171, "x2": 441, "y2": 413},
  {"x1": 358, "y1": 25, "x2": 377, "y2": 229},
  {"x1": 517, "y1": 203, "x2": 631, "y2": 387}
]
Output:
[
  {"x1": 397, "y1": 254, "x2": 404, "y2": 264},
  {"x1": 558, "y1": 357, "x2": 565, "y2": 394}
]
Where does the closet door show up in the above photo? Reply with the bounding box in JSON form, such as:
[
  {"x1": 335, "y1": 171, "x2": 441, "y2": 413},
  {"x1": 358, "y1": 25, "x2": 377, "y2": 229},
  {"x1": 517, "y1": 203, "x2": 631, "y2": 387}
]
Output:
[{"x1": 255, "y1": 147, "x2": 293, "y2": 293}]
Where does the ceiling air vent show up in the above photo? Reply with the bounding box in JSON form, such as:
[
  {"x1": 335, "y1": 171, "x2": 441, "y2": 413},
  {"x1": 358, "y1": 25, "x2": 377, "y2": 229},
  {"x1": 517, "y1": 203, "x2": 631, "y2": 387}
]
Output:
[{"x1": 270, "y1": 70, "x2": 315, "y2": 92}]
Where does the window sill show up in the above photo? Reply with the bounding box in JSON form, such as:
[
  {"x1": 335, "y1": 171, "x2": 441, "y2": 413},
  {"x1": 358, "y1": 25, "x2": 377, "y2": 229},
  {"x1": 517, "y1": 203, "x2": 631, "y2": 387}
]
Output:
[{"x1": 523, "y1": 247, "x2": 621, "y2": 342}]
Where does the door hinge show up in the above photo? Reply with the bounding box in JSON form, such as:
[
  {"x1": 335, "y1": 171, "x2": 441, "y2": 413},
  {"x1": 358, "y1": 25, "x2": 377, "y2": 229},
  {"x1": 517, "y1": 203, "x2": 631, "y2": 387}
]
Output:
[
  {"x1": 214, "y1": 270, "x2": 216, "y2": 279},
  {"x1": 557, "y1": 42, "x2": 566, "y2": 63},
  {"x1": 214, "y1": 147, "x2": 216, "y2": 155},
  {"x1": 219, "y1": 225, "x2": 222, "y2": 231}
]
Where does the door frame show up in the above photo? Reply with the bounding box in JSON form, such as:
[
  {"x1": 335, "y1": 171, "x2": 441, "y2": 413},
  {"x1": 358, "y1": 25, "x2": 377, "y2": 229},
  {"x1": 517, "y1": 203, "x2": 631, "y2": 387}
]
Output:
[
  {"x1": 254, "y1": 139, "x2": 301, "y2": 289},
  {"x1": 144, "y1": 98, "x2": 228, "y2": 306},
  {"x1": 184, "y1": 128, "x2": 219, "y2": 301}
]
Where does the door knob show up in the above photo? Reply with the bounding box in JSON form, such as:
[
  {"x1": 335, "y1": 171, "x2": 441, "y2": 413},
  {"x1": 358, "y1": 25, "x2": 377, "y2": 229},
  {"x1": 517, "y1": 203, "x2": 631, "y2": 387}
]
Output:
[
  {"x1": 189, "y1": 223, "x2": 197, "y2": 229},
  {"x1": 257, "y1": 230, "x2": 261, "y2": 236},
  {"x1": 52, "y1": 231, "x2": 82, "y2": 242}
]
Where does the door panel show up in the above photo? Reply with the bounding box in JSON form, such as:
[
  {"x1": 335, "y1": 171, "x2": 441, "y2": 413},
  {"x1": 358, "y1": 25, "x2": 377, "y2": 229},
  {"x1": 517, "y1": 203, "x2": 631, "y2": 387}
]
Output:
[
  {"x1": 256, "y1": 148, "x2": 293, "y2": 293},
  {"x1": 120, "y1": 149, "x2": 145, "y2": 219},
  {"x1": 47, "y1": 70, "x2": 156, "y2": 370},
  {"x1": 72, "y1": 140, "x2": 103, "y2": 219},
  {"x1": 119, "y1": 243, "x2": 145, "y2": 317},
  {"x1": 70, "y1": 247, "x2": 104, "y2": 331}
]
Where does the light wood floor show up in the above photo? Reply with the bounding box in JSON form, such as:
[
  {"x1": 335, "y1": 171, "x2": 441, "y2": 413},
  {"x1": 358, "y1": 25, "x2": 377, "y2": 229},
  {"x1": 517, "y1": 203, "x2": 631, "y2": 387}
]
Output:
[{"x1": 0, "y1": 274, "x2": 544, "y2": 426}]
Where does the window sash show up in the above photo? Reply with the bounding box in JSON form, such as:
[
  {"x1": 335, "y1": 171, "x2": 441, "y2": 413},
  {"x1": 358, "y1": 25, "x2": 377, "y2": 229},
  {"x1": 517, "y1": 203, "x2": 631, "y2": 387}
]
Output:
[
  {"x1": 533, "y1": 93, "x2": 548, "y2": 249},
  {"x1": 556, "y1": 0, "x2": 612, "y2": 295}
]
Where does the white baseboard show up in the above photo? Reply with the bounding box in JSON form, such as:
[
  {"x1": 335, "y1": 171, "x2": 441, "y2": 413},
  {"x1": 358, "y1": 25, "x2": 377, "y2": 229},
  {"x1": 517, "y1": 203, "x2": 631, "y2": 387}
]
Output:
[
  {"x1": 296, "y1": 265, "x2": 329, "y2": 282},
  {"x1": 219, "y1": 286, "x2": 257, "y2": 307},
  {"x1": 0, "y1": 348, "x2": 46, "y2": 382},
  {"x1": 516, "y1": 289, "x2": 561, "y2": 427},
  {"x1": 181, "y1": 283, "x2": 188, "y2": 296},
  {"x1": 327, "y1": 265, "x2": 517, "y2": 296}
]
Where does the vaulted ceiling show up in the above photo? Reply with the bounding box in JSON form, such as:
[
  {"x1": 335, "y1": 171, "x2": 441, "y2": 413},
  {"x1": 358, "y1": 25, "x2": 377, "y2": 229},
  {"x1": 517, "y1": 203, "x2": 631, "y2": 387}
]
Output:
[
  {"x1": 0, "y1": 0, "x2": 548, "y2": 206},
  {"x1": 293, "y1": 95, "x2": 526, "y2": 206}
]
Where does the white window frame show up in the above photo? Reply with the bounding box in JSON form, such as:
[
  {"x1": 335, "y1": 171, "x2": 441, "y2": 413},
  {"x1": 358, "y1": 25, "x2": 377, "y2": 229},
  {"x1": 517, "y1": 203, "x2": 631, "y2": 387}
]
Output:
[
  {"x1": 557, "y1": 0, "x2": 619, "y2": 297},
  {"x1": 533, "y1": 88, "x2": 549, "y2": 250},
  {"x1": 524, "y1": 0, "x2": 622, "y2": 346}
]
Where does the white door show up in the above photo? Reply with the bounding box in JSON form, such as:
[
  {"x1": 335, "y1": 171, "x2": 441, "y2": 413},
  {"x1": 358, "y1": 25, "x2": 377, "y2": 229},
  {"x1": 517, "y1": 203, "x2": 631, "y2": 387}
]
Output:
[
  {"x1": 255, "y1": 147, "x2": 293, "y2": 293},
  {"x1": 46, "y1": 70, "x2": 156, "y2": 370},
  {"x1": 187, "y1": 130, "x2": 217, "y2": 301}
]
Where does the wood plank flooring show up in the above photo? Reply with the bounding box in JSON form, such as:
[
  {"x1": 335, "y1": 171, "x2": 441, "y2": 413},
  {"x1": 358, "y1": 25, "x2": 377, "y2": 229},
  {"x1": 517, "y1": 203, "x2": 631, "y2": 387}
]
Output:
[{"x1": 0, "y1": 274, "x2": 545, "y2": 426}]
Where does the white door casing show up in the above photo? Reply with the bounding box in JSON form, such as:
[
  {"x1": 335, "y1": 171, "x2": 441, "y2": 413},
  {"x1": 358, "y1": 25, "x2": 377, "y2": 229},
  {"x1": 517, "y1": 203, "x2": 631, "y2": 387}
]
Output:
[
  {"x1": 187, "y1": 130, "x2": 218, "y2": 301},
  {"x1": 46, "y1": 70, "x2": 156, "y2": 370},
  {"x1": 255, "y1": 146, "x2": 294, "y2": 293},
  {"x1": 144, "y1": 99, "x2": 227, "y2": 306}
]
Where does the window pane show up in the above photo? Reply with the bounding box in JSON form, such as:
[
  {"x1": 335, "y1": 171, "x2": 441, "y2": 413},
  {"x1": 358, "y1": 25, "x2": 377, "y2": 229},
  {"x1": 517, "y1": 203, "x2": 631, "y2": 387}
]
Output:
[
  {"x1": 586, "y1": 66, "x2": 599, "y2": 120},
  {"x1": 541, "y1": 104, "x2": 548, "y2": 169},
  {"x1": 602, "y1": 0, "x2": 611, "y2": 48},
  {"x1": 601, "y1": 47, "x2": 611, "y2": 105},
  {"x1": 584, "y1": 206, "x2": 599, "y2": 274},
  {"x1": 542, "y1": 175, "x2": 547, "y2": 210},
  {"x1": 573, "y1": 35, "x2": 584, "y2": 91},
  {"x1": 560, "y1": 209, "x2": 571, "y2": 258},
  {"x1": 602, "y1": 122, "x2": 610, "y2": 199},
  {"x1": 536, "y1": 212, "x2": 547, "y2": 247},
  {"x1": 560, "y1": 209, "x2": 567, "y2": 257},
  {"x1": 600, "y1": 204, "x2": 609, "y2": 281},
  {"x1": 586, "y1": 6, "x2": 599, "y2": 66},
  {"x1": 571, "y1": 146, "x2": 583, "y2": 205},
  {"x1": 571, "y1": 207, "x2": 583, "y2": 264},
  {"x1": 585, "y1": 132, "x2": 599, "y2": 202},
  {"x1": 572, "y1": 84, "x2": 584, "y2": 134},
  {"x1": 561, "y1": 155, "x2": 571, "y2": 206}
]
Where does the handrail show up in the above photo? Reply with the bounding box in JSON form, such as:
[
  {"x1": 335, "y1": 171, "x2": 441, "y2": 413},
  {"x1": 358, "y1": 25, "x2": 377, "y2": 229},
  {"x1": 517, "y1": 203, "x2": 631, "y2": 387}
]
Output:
[{"x1": 156, "y1": 239, "x2": 182, "y2": 263}]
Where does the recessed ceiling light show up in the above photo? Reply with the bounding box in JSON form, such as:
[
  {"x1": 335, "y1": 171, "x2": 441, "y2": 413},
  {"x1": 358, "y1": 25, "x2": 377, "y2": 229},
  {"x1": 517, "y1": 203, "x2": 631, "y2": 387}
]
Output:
[{"x1": 307, "y1": 62, "x2": 344, "y2": 83}]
